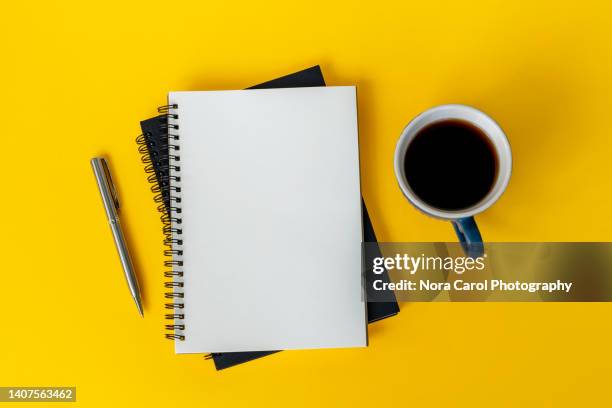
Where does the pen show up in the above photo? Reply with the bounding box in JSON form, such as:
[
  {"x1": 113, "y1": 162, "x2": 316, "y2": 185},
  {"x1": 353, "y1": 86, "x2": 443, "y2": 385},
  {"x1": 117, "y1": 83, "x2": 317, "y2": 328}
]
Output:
[{"x1": 91, "y1": 157, "x2": 144, "y2": 317}]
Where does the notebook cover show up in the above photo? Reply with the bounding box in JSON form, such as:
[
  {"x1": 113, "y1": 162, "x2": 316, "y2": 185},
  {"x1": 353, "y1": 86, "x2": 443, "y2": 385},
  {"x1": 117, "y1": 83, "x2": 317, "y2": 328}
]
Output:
[{"x1": 139, "y1": 66, "x2": 398, "y2": 369}]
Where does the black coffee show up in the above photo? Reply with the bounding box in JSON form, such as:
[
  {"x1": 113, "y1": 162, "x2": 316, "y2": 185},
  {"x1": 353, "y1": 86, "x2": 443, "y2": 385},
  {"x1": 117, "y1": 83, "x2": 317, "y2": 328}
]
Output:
[{"x1": 403, "y1": 119, "x2": 497, "y2": 210}]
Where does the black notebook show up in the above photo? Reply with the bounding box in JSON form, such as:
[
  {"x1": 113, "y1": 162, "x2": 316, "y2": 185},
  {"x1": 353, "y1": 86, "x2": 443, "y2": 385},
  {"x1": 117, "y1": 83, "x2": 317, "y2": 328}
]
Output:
[{"x1": 137, "y1": 66, "x2": 399, "y2": 369}]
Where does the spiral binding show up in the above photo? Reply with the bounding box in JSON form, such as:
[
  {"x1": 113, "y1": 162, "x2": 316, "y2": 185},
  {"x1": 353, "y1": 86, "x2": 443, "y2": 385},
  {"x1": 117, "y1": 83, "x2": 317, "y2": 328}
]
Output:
[{"x1": 136, "y1": 104, "x2": 185, "y2": 341}]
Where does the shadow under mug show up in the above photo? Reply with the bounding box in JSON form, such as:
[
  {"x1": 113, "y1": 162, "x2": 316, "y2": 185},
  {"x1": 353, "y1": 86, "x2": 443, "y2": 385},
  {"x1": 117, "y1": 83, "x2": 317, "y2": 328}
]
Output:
[{"x1": 394, "y1": 104, "x2": 512, "y2": 257}]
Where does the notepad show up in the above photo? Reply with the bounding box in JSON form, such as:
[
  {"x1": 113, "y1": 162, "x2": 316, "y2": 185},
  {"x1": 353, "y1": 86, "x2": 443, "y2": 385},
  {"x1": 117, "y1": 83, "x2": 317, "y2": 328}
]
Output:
[{"x1": 166, "y1": 86, "x2": 367, "y2": 353}]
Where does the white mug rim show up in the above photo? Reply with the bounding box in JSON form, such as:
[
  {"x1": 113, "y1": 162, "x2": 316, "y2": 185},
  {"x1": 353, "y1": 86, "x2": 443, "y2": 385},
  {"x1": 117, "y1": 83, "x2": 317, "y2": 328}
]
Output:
[{"x1": 394, "y1": 104, "x2": 512, "y2": 220}]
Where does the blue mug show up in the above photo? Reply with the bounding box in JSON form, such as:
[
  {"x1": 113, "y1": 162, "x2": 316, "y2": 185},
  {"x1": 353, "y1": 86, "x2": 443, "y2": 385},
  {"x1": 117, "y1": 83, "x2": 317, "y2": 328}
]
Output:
[{"x1": 394, "y1": 104, "x2": 512, "y2": 258}]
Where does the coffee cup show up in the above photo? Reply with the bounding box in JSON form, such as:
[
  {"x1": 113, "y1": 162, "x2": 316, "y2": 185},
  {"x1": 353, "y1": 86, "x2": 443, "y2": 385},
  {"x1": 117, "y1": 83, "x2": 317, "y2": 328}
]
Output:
[{"x1": 394, "y1": 104, "x2": 512, "y2": 257}]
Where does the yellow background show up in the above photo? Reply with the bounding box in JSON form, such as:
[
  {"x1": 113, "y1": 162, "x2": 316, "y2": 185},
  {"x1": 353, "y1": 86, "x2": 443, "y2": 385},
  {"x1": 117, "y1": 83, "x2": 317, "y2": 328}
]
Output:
[{"x1": 2, "y1": 0, "x2": 612, "y2": 406}]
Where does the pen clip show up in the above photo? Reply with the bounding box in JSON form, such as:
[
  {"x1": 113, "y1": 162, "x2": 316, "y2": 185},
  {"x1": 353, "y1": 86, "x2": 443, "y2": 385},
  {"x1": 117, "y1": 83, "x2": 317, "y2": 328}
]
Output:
[{"x1": 101, "y1": 158, "x2": 120, "y2": 211}]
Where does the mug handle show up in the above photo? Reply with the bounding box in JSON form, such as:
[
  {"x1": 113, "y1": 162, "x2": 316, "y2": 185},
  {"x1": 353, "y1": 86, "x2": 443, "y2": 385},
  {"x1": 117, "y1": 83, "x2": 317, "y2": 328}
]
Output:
[{"x1": 452, "y1": 217, "x2": 484, "y2": 258}]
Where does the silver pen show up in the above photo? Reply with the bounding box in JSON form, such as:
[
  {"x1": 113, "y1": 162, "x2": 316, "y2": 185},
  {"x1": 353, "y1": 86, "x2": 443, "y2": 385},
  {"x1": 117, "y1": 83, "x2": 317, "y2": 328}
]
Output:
[{"x1": 91, "y1": 157, "x2": 144, "y2": 317}]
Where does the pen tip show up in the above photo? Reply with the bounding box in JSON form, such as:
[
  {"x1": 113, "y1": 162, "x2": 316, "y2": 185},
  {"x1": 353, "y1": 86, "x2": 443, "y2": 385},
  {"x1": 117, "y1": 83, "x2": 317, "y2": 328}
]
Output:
[{"x1": 136, "y1": 302, "x2": 144, "y2": 317}]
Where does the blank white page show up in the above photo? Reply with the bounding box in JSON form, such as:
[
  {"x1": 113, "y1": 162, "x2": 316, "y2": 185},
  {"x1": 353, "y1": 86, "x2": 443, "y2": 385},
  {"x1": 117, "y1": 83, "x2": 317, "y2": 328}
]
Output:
[{"x1": 168, "y1": 86, "x2": 366, "y2": 353}]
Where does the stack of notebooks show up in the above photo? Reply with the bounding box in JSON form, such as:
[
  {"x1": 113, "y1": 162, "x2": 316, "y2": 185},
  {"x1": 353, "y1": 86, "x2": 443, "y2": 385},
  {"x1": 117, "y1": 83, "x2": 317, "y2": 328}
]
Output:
[{"x1": 137, "y1": 66, "x2": 399, "y2": 370}]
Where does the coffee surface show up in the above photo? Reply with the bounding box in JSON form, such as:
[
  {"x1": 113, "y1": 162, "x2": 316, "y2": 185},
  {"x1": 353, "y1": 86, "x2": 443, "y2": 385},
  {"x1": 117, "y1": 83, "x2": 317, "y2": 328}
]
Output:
[{"x1": 403, "y1": 119, "x2": 497, "y2": 211}]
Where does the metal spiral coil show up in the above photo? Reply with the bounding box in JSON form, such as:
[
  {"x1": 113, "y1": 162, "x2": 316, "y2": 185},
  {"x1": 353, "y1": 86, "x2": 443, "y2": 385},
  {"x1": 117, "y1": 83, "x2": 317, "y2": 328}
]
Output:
[{"x1": 136, "y1": 104, "x2": 185, "y2": 341}]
